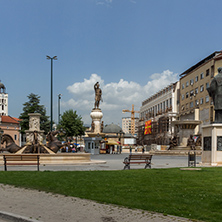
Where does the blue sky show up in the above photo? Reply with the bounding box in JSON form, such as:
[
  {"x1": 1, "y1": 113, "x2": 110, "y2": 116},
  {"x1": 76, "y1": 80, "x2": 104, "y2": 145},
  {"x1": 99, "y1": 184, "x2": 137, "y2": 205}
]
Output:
[{"x1": 1, "y1": 0, "x2": 222, "y2": 126}]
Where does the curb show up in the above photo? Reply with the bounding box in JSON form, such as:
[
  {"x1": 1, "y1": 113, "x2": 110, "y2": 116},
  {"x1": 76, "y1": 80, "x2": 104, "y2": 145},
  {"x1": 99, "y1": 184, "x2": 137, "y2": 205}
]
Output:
[{"x1": 0, "y1": 211, "x2": 42, "y2": 222}]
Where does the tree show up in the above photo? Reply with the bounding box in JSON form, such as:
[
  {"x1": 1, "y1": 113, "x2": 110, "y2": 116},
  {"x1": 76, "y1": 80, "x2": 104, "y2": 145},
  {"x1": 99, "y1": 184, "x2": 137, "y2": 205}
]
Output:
[
  {"x1": 58, "y1": 109, "x2": 85, "y2": 140},
  {"x1": 19, "y1": 93, "x2": 51, "y2": 134}
]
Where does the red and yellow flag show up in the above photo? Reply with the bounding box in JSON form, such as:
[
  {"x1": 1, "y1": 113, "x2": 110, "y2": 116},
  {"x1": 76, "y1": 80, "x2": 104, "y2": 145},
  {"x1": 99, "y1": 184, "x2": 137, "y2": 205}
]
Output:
[{"x1": 144, "y1": 120, "x2": 152, "y2": 135}]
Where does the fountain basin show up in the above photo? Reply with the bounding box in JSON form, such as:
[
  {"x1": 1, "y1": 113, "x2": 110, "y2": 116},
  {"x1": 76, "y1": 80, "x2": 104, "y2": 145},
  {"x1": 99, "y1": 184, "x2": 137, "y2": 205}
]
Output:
[{"x1": 172, "y1": 120, "x2": 201, "y2": 147}]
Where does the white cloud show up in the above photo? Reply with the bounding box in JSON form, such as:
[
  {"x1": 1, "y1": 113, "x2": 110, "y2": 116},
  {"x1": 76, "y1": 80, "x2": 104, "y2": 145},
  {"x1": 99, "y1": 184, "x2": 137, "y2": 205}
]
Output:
[
  {"x1": 63, "y1": 70, "x2": 178, "y2": 126},
  {"x1": 96, "y1": 0, "x2": 134, "y2": 6},
  {"x1": 96, "y1": 0, "x2": 113, "y2": 6}
]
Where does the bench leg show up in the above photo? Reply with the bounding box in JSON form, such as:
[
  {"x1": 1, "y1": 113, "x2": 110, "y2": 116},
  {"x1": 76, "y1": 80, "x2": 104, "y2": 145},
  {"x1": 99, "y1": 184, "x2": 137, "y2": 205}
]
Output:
[
  {"x1": 145, "y1": 163, "x2": 151, "y2": 169},
  {"x1": 37, "y1": 156, "x2": 40, "y2": 171},
  {"x1": 4, "y1": 164, "x2": 7, "y2": 171},
  {"x1": 123, "y1": 164, "x2": 130, "y2": 170},
  {"x1": 4, "y1": 157, "x2": 7, "y2": 171}
]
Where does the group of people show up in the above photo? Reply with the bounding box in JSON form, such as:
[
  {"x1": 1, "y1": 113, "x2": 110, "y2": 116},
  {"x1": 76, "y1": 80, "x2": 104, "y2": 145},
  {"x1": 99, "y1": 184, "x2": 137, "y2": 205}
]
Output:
[
  {"x1": 61, "y1": 143, "x2": 80, "y2": 153},
  {"x1": 130, "y1": 146, "x2": 145, "y2": 154}
]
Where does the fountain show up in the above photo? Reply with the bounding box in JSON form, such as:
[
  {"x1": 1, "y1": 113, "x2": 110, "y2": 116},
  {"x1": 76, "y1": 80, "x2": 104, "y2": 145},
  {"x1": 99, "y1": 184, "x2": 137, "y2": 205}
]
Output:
[
  {"x1": 172, "y1": 120, "x2": 201, "y2": 148},
  {"x1": 16, "y1": 113, "x2": 54, "y2": 154},
  {"x1": 0, "y1": 113, "x2": 91, "y2": 165}
]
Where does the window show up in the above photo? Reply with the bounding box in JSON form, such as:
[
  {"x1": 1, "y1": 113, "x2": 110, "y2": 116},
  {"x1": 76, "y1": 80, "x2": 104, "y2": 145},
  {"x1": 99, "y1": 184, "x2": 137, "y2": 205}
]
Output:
[
  {"x1": 206, "y1": 69, "x2": 209, "y2": 76},
  {"x1": 190, "y1": 90, "x2": 194, "y2": 96},
  {"x1": 195, "y1": 87, "x2": 198, "y2": 94},
  {"x1": 14, "y1": 135, "x2": 17, "y2": 141},
  {"x1": 186, "y1": 81, "x2": 189, "y2": 87},
  {"x1": 2, "y1": 105, "x2": 4, "y2": 110},
  {"x1": 195, "y1": 76, "x2": 198, "y2": 82},
  {"x1": 182, "y1": 94, "x2": 184, "y2": 100},
  {"x1": 200, "y1": 72, "x2": 204, "y2": 79},
  {"x1": 206, "y1": 82, "x2": 209, "y2": 89},
  {"x1": 195, "y1": 100, "x2": 199, "y2": 106},
  {"x1": 169, "y1": 98, "x2": 172, "y2": 106},
  {"x1": 190, "y1": 79, "x2": 194, "y2": 85},
  {"x1": 206, "y1": 95, "x2": 209, "y2": 103},
  {"x1": 211, "y1": 65, "x2": 214, "y2": 78},
  {"x1": 200, "y1": 98, "x2": 204, "y2": 105},
  {"x1": 182, "y1": 84, "x2": 185, "y2": 89},
  {"x1": 190, "y1": 102, "x2": 194, "y2": 108},
  {"x1": 200, "y1": 85, "x2": 204, "y2": 92},
  {"x1": 186, "y1": 92, "x2": 189, "y2": 98}
]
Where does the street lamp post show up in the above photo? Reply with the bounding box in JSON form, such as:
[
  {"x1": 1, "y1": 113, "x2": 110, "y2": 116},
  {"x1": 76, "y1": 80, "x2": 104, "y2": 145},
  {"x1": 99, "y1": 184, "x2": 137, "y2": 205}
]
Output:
[
  {"x1": 58, "y1": 94, "x2": 62, "y2": 124},
  {"x1": 46, "y1": 55, "x2": 57, "y2": 131},
  {"x1": 116, "y1": 131, "x2": 124, "y2": 154}
]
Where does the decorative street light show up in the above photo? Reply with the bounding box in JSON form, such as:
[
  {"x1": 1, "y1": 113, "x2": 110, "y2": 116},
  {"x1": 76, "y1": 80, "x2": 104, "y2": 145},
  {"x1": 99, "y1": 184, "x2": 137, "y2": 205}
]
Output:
[
  {"x1": 58, "y1": 94, "x2": 62, "y2": 124},
  {"x1": 46, "y1": 55, "x2": 57, "y2": 131}
]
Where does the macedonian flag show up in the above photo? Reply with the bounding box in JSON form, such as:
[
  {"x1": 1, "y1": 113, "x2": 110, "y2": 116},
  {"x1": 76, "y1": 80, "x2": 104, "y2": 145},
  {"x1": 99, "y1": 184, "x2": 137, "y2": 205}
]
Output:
[{"x1": 144, "y1": 120, "x2": 152, "y2": 135}]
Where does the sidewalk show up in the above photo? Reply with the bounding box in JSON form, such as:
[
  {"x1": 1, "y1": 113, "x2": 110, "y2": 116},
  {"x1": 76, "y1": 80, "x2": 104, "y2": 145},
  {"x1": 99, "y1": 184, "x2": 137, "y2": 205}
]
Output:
[{"x1": 0, "y1": 184, "x2": 196, "y2": 222}]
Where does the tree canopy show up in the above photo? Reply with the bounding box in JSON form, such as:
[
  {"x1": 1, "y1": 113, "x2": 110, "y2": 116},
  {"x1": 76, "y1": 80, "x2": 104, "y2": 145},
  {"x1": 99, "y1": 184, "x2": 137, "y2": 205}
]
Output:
[
  {"x1": 58, "y1": 109, "x2": 85, "y2": 140},
  {"x1": 19, "y1": 93, "x2": 50, "y2": 134}
]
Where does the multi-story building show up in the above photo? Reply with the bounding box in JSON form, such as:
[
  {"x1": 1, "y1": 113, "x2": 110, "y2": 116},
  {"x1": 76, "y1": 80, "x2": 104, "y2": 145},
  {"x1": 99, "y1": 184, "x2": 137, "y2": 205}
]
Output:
[
  {"x1": 179, "y1": 51, "x2": 222, "y2": 135},
  {"x1": 122, "y1": 117, "x2": 139, "y2": 135},
  {"x1": 0, "y1": 82, "x2": 8, "y2": 116},
  {"x1": 138, "y1": 82, "x2": 180, "y2": 145}
]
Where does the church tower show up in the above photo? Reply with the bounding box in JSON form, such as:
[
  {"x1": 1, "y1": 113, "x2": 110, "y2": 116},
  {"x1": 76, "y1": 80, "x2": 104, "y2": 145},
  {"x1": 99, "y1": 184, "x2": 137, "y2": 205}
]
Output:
[{"x1": 0, "y1": 81, "x2": 8, "y2": 116}]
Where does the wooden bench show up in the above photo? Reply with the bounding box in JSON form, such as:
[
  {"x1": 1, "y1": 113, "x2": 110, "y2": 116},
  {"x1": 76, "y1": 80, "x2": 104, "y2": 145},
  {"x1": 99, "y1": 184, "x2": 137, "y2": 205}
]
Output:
[
  {"x1": 3, "y1": 154, "x2": 40, "y2": 171},
  {"x1": 123, "y1": 154, "x2": 152, "y2": 170}
]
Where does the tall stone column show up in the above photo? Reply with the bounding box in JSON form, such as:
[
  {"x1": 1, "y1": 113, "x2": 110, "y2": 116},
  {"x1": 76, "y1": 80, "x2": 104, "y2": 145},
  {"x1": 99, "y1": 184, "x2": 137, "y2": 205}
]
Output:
[
  {"x1": 90, "y1": 109, "x2": 103, "y2": 134},
  {"x1": 25, "y1": 113, "x2": 44, "y2": 144}
]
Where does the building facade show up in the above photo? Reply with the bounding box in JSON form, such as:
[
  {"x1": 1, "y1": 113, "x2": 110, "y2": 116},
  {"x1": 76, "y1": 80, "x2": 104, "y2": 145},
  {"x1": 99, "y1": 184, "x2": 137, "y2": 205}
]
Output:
[
  {"x1": 0, "y1": 116, "x2": 21, "y2": 146},
  {"x1": 138, "y1": 82, "x2": 180, "y2": 145},
  {"x1": 0, "y1": 82, "x2": 8, "y2": 116},
  {"x1": 179, "y1": 51, "x2": 222, "y2": 135},
  {"x1": 122, "y1": 117, "x2": 139, "y2": 135}
]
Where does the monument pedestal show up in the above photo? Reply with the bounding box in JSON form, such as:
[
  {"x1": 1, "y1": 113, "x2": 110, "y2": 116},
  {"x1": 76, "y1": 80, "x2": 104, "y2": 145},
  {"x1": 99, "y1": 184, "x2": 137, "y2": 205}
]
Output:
[
  {"x1": 90, "y1": 109, "x2": 103, "y2": 133},
  {"x1": 84, "y1": 108, "x2": 105, "y2": 154},
  {"x1": 202, "y1": 124, "x2": 222, "y2": 166}
]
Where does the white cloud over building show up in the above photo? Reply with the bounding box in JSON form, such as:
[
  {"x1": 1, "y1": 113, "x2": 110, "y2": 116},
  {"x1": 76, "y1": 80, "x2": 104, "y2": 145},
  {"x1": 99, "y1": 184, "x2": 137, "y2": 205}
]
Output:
[{"x1": 63, "y1": 70, "x2": 178, "y2": 125}]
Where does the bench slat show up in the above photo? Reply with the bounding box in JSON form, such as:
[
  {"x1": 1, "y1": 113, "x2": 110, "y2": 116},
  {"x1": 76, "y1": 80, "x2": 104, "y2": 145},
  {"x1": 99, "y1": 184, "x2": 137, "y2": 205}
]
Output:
[{"x1": 6, "y1": 163, "x2": 39, "y2": 166}]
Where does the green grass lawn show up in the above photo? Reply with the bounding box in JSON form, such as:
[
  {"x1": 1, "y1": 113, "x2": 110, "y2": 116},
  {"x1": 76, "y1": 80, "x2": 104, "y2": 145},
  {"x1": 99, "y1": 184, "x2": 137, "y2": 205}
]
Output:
[{"x1": 0, "y1": 167, "x2": 221, "y2": 222}]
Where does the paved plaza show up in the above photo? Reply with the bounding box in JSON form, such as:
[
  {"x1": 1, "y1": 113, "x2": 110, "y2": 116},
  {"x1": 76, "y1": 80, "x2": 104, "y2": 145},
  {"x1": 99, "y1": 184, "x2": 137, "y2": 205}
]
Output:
[{"x1": 0, "y1": 153, "x2": 201, "y2": 171}]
